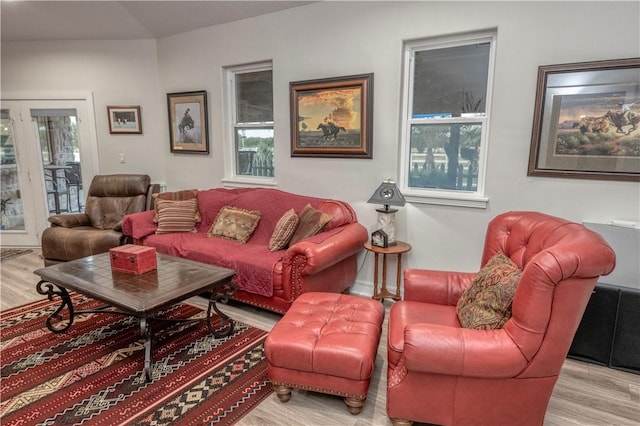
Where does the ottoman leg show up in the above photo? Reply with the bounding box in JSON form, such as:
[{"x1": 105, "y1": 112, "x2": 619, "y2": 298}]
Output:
[
  {"x1": 344, "y1": 396, "x2": 365, "y2": 415},
  {"x1": 273, "y1": 384, "x2": 292, "y2": 403}
]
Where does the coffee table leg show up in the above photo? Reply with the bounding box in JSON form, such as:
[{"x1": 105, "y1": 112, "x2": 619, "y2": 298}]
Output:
[
  {"x1": 207, "y1": 281, "x2": 237, "y2": 338},
  {"x1": 139, "y1": 317, "x2": 153, "y2": 381},
  {"x1": 36, "y1": 280, "x2": 75, "y2": 333}
]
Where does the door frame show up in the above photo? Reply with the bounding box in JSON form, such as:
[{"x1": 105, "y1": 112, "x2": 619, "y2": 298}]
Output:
[{"x1": 1, "y1": 91, "x2": 100, "y2": 246}]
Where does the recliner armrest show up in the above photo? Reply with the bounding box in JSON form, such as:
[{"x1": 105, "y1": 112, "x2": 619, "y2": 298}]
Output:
[{"x1": 48, "y1": 213, "x2": 91, "y2": 228}]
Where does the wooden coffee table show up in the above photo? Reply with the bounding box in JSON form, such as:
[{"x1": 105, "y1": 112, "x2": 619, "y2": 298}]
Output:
[{"x1": 34, "y1": 252, "x2": 236, "y2": 381}]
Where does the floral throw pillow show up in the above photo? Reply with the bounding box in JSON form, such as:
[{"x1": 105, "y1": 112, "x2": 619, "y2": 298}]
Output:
[{"x1": 456, "y1": 252, "x2": 522, "y2": 330}]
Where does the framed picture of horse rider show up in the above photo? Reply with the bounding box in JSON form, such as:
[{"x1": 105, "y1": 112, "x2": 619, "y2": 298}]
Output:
[
  {"x1": 167, "y1": 90, "x2": 209, "y2": 154},
  {"x1": 290, "y1": 73, "x2": 373, "y2": 158},
  {"x1": 528, "y1": 57, "x2": 640, "y2": 181}
]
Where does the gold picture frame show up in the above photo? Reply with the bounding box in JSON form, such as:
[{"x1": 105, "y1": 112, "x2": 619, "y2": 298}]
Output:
[{"x1": 290, "y1": 73, "x2": 373, "y2": 158}]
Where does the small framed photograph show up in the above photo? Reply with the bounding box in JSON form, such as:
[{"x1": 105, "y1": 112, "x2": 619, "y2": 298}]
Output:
[
  {"x1": 290, "y1": 73, "x2": 373, "y2": 158},
  {"x1": 167, "y1": 90, "x2": 209, "y2": 154},
  {"x1": 528, "y1": 57, "x2": 640, "y2": 181},
  {"x1": 107, "y1": 106, "x2": 142, "y2": 134},
  {"x1": 371, "y1": 229, "x2": 389, "y2": 248}
]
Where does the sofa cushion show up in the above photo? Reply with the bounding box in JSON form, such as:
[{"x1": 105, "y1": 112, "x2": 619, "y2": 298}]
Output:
[
  {"x1": 289, "y1": 204, "x2": 332, "y2": 246},
  {"x1": 85, "y1": 195, "x2": 147, "y2": 230},
  {"x1": 196, "y1": 188, "x2": 248, "y2": 233},
  {"x1": 208, "y1": 206, "x2": 261, "y2": 244},
  {"x1": 231, "y1": 189, "x2": 323, "y2": 245},
  {"x1": 269, "y1": 209, "x2": 299, "y2": 251},
  {"x1": 456, "y1": 252, "x2": 522, "y2": 330},
  {"x1": 153, "y1": 189, "x2": 200, "y2": 223},
  {"x1": 155, "y1": 199, "x2": 199, "y2": 234},
  {"x1": 143, "y1": 232, "x2": 280, "y2": 297},
  {"x1": 84, "y1": 174, "x2": 150, "y2": 230}
]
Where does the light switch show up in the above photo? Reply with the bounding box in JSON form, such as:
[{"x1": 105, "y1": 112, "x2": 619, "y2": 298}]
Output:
[{"x1": 119, "y1": 153, "x2": 126, "y2": 163}]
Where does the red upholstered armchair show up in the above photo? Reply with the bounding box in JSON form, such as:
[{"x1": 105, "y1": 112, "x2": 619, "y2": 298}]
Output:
[{"x1": 387, "y1": 211, "x2": 616, "y2": 426}]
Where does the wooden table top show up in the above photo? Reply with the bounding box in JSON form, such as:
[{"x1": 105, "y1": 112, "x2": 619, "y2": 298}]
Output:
[
  {"x1": 34, "y1": 252, "x2": 236, "y2": 315},
  {"x1": 364, "y1": 241, "x2": 412, "y2": 254}
]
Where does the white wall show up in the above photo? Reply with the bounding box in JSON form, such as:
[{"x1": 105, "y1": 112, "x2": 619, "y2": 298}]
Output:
[
  {"x1": 156, "y1": 1, "x2": 640, "y2": 291},
  {"x1": 3, "y1": 1, "x2": 639, "y2": 294},
  {"x1": 1, "y1": 39, "x2": 166, "y2": 180}
]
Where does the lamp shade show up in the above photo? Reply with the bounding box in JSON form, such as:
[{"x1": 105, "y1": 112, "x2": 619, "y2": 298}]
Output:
[{"x1": 367, "y1": 180, "x2": 406, "y2": 211}]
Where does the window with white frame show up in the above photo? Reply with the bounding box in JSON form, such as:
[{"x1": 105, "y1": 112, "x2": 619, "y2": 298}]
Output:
[
  {"x1": 399, "y1": 31, "x2": 496, "y2": 208},
  {"x1": 225, "y1": 62, "x2": 274, "y2": 181}
]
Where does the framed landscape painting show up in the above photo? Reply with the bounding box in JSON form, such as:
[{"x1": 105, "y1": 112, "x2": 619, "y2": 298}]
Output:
[
  {"x1": 107, "y1": 106, "x2": 142, "y2": 134},
  {"x1": 528, "y1": 57, "x2": 640, "y2": 181},
  {"x1": 290, "y1": 73, "x2": 373, "y2": 158},
  {"x1": 167, "y1": 90, "x2": 209, "y2": 154}
]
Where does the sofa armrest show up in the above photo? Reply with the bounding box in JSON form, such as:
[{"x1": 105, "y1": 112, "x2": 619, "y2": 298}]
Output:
[
  {"x1": 401, "y1": 323, "x2": 528, "y2": 378},
  {"x1": 122, "y1": 210, "x2": 157, "y2": 240},
  {"x1": 284, "y1": 222, "x2": 368, "y2": 276},
  {"x1": 48, "y1": 213, "x2": 91, "y2": 228},
  {"x1": 404, "y1": 269, "x2": 476, "y2": 306}
]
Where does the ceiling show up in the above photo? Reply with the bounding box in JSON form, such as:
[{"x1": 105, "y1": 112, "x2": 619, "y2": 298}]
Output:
[{"x1": 1, "y1": 1, "x2": 315, "y2": 42}]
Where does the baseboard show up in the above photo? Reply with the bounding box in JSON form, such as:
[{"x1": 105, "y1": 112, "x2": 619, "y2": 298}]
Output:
[{"x1": 350, "y1": 279, "x2": 372, "y2": 298}]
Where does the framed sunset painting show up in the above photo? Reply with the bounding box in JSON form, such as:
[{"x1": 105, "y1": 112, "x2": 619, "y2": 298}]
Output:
[{"x1": 290, "y1": 73, "x2": 373, "y2": 158}]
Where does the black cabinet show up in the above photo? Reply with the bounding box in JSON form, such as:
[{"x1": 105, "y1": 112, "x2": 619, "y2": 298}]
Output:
[{"x1": 568, "y1": 284, "x2": 640, "y2": 374}]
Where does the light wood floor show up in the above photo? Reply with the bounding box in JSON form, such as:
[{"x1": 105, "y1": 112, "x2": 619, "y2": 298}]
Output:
[{"x1": 1, "y1": 249, "x2": 638, "y2": 426}]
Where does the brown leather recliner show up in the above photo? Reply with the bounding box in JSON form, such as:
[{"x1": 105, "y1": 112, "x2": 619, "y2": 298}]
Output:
[
  {"x1": 41, "y1": 174, "x2": 158, "y2": 266},
  {"x1": 387, "y1": 211, "x2": 616, "y2": 426}
]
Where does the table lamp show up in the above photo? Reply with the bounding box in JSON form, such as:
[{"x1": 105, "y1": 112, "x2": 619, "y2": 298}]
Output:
[{"x1": 367, "y1": 179, "x2": 405, "y2": 246}]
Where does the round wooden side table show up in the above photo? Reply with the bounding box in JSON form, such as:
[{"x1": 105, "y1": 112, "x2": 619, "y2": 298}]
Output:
[{"x1": 364, "y1": 240, "x2": 412, "y2": 301}]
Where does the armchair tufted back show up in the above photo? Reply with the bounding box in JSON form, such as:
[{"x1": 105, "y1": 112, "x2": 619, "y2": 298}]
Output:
[
  {"x1": 483, "y1": 211, "x2": 616, "y2": 377},
  {"x1": 84, "y1": 174, "x2": 151, "y2": 230}
]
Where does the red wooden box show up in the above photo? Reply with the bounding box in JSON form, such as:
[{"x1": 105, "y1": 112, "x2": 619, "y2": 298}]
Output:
[{"x1": 109, "y1": 244, "x2": 157, "y2": 275}]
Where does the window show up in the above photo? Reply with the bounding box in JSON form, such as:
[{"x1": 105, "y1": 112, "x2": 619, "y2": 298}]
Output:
[
  {"x1": 399, "y1": 31, "x2": 496, "y2": 208},
  {"x1": 224, "y1": 62, "x2": 274, "y2": 183}
]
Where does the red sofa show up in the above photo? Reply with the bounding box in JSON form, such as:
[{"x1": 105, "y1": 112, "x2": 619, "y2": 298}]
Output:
[{"x1": 122, "y1": 187, "x2": 368, "y2": 313}]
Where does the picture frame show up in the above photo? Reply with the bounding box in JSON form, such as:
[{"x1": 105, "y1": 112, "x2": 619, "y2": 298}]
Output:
[
  {"x1": 290, "y1": 73, "x2": 373, "y2": 158},
  {"x1": 167, "y1": 90, "x2": 209, "y2": 154},
  {"x1": 371, "y1": 229, "x2": 389, "y2": 248},
  {"x1": 107, "y1": 106, "x2": 142, "y2": 134},
  {"x1": 528, "y1": 57, "x2": 640, "y2": 182}
]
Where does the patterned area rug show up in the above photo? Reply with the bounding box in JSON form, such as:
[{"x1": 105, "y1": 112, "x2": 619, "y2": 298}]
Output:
[
  {"x1": 0, "y1": 248, "x2": 33, "y2": 262},
  {"x1": 1, "y1": 294, "x2": 272, "y2": 425}
]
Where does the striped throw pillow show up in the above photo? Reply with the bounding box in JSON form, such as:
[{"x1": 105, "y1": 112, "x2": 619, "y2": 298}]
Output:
[
  {"x1": 155, "y1": 199, "x2": 199, "y2": 234},
  {"x1": 268, "y1": 209, "x2": 299, "y2": 251},
  {"x1": 152, "y1": 189, "x2": 201, "y2": 223}
]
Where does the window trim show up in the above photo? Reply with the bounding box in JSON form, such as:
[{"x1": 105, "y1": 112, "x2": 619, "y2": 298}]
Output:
[
  {"x1": 222, "y1": 61, "x2": 275, "y2": 186},
  {"x1": 398, "y1": 30, "x2": 497, "y2": 209}
]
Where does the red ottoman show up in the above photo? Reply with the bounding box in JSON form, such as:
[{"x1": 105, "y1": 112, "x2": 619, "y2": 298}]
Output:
[{"x1": 265, "y1": 292, "x2": 385, "y2": 415}]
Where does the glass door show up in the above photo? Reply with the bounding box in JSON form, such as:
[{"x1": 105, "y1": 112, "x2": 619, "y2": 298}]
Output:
[
  {"x1": 0, "y1": 103, "x2": 40, "y2": 246},
  {"x1": 32, "y1": 109, "x2": 84, "y2": 215},
  {"x1": 0, "y1": 97, "x2": 98, "y2": 247},
  {"x1": 1, "y1": 108, "x2": 29, "y2": 235}
]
